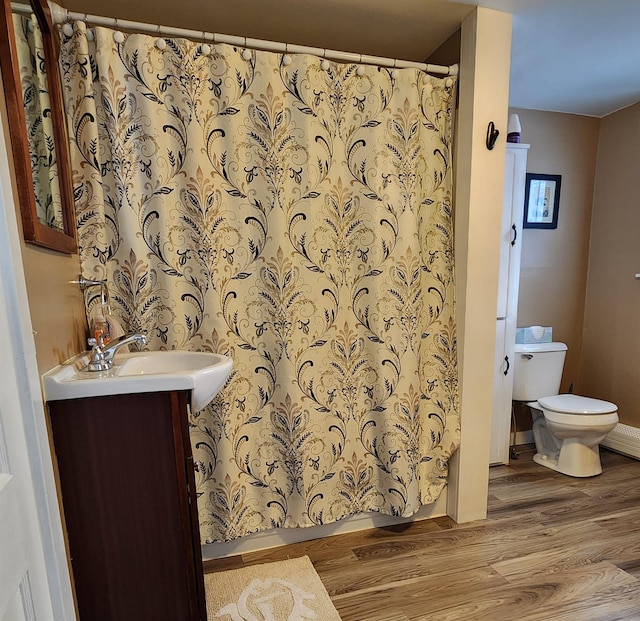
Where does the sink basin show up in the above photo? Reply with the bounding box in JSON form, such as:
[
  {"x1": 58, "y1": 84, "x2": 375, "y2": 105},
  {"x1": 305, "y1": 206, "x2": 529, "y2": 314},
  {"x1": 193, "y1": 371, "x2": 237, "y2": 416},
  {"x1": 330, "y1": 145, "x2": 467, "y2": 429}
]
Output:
[
  {"x1": 43, "y1": 351, "x2": 233, "y2": 411},
  {"x1": 117, "y1": 351, "x2": 221, "y2": 376}
]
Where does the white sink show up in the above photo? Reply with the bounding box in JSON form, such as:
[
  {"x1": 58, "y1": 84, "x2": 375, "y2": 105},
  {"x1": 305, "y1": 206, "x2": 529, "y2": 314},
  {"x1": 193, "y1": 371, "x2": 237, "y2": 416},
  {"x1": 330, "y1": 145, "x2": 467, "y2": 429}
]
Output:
[{"x1": 43, "y1": 350, "x2": 233, "y2": 411}]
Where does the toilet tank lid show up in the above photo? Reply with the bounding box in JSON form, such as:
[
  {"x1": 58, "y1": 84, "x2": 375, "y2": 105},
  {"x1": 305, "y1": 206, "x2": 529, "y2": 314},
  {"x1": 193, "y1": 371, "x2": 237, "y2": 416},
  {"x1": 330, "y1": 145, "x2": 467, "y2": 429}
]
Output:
[
  {"x1": 538, "y1": 394, "x2": 617, "y2": 415},
  {"x1": 514, "y1": 342, "x2": 567, "y2": 354}
]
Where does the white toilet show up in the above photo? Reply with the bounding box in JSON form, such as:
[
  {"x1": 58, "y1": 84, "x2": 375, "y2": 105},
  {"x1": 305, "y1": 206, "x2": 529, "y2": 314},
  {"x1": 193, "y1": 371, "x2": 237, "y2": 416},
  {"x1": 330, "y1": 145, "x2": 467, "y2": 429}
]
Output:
[{"x1": 513, "y1": 342, "x2": 618, "y2": 477}]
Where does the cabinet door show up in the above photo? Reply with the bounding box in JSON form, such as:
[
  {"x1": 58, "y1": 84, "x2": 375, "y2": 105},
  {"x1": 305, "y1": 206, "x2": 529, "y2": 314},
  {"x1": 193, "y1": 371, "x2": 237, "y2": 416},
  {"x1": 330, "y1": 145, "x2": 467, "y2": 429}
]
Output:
[
  {"x1": 496, "y1": 150, "x2": 516, "y2": 319},
  {"x1": 48, "y1": 391, "x2": 205, "y2": 621},
  {"x1": 491, "y1": 145, "x2": 529, "y2": 465},
  {"x1": 504, "y1": 147, "x2": 528, "y2": 319},
  {"x1": 490, "y1": 318, "x2": 511, "y2": 464}
]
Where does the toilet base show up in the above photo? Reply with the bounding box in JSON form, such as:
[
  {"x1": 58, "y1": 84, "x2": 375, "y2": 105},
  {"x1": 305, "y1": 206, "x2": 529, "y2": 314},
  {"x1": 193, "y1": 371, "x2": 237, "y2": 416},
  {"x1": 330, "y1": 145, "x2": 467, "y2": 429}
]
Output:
[{"x1": 533, "y1": 439, "x2": 603, "y2": 478}]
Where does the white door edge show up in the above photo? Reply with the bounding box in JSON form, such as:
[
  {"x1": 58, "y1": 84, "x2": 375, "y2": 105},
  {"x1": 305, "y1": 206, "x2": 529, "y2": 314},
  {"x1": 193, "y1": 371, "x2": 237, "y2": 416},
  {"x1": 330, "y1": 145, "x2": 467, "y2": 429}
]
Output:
[{"x1": 0, "y1": 105, "x2": 76, "y2": 620}]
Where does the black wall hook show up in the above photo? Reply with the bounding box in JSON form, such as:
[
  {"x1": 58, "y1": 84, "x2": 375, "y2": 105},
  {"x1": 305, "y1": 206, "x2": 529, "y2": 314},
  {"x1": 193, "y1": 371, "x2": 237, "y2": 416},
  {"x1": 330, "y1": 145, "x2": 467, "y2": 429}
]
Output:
[{"x1": 486, "y1": 121, "x2": 500, "y2": 150}]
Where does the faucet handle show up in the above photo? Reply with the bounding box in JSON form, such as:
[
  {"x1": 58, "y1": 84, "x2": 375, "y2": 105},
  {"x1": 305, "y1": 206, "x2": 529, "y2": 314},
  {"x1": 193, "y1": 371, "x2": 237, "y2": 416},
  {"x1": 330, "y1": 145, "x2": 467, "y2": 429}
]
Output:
[
  {"x1": 88, "y1": 336, "x2": 105, "y2": 350},
  {"x1": 86, "y1": 337, "x2": 109, "y2": 371}
]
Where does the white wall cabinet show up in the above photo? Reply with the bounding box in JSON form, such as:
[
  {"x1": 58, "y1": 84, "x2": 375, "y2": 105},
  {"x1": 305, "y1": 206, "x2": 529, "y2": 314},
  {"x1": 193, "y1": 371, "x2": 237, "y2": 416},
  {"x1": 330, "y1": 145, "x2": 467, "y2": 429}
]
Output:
[{"x1": 490, "y1": 143, "x2": 529, "y2": 465}]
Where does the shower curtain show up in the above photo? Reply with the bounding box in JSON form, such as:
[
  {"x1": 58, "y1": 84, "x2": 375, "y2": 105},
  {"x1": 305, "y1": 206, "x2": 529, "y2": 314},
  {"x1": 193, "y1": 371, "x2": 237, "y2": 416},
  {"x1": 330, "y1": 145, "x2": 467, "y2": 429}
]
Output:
[{"x1": 61, "y1": 22, "x2": 460, "y2": 543}]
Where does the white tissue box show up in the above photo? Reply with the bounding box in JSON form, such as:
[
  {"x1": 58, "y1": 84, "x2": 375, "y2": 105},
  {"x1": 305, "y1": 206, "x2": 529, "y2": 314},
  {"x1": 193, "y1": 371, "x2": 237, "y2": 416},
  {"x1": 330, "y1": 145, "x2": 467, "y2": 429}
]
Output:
[{"x1": 516, "y1": 326, "x2": 552, "y2": 344}]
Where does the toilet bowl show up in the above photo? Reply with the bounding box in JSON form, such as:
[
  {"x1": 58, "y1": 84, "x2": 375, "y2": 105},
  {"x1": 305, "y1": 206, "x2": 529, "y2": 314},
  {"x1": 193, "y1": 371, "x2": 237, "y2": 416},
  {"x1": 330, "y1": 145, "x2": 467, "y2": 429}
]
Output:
[
  {"x1": 513, "y1": 342, "x2": 618, "y2": 477},
  {"x1": 529, "y1": 394, "x2": 618, "y2": 477}
]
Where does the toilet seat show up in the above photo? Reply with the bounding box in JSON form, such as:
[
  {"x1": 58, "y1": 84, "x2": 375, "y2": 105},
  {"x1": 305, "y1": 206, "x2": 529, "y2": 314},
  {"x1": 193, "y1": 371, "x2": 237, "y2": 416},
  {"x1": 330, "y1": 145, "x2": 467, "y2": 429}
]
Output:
[
  {"x1": 537, "y1": 394, "x2": 618, "y2": 427},
  {"x1": 538, "y1": 394, "x2": 617, "y2": 414}
]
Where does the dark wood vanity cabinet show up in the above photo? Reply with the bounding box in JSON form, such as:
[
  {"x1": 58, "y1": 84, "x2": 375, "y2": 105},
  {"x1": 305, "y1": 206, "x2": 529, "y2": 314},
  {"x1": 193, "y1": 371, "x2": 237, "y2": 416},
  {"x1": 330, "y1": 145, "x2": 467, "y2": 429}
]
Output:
[{"x1": 47, "y1": 390, "x2": 206, "y2": 621}]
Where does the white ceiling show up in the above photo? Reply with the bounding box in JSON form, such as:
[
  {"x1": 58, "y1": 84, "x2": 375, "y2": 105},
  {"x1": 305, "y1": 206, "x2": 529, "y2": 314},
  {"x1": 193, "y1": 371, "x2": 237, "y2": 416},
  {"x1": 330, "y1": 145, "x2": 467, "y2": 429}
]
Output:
[
  {"x1": 61, "y1": 0, "x2": 640, "y2": 118},
  {"x1": 468, "y1": 0, "x2": 640, "y2": 117}
]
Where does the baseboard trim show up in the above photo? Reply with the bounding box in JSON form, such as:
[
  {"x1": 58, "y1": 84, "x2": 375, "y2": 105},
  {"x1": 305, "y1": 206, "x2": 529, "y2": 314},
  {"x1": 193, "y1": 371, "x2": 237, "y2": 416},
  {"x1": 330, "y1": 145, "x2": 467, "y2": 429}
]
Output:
[
  {"x1": 201, "y1": 488, "x2": 448, "y2": 560},
  {"x1": 515, "y1": 430, "x2": 533, "y2": 446},
  {"x1": 601, "y1": 423, "x2": 640, "y2": 460}
]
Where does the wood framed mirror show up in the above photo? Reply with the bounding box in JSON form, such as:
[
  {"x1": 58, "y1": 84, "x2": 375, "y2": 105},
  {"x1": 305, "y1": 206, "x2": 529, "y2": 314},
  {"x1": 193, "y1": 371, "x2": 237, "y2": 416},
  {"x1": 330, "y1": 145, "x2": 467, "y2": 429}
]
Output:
[{"x1": 0, "y1": 0, "x2": 76, "y2": 253}]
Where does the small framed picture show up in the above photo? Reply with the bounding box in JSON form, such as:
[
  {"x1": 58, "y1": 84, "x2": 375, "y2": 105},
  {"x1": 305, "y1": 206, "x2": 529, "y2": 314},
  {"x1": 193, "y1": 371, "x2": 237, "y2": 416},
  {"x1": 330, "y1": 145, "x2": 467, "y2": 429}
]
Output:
[{"x1": 523, "y1": 173, "x2": 562, "y2": 229}]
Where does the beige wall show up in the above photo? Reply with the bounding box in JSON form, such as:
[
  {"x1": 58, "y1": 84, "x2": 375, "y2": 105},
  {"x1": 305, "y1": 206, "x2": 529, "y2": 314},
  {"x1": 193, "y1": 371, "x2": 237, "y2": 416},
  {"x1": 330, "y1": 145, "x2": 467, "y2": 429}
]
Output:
[
  {"x1": 0, "y1": 84, "x2": 85, "y2": 375},
  {"x1": 18, "y1": 243, "x2": 86, "y2": 373},
  {"x1": 580, "y1": 102, "x2": 640, "y2": 426},
  {"x1": 426, "y1": 29, "x2": 461, "y2": 66},
  {"x1": 513, "y1": 108, "x2": 600, "y2": 394}
]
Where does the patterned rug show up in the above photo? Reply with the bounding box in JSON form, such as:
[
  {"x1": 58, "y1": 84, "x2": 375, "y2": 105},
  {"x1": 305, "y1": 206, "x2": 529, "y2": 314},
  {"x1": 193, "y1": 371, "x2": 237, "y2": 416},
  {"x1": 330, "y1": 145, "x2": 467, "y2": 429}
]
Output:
[{"x1": 205, "y1": 556, "x2": 342, "y2": 621}]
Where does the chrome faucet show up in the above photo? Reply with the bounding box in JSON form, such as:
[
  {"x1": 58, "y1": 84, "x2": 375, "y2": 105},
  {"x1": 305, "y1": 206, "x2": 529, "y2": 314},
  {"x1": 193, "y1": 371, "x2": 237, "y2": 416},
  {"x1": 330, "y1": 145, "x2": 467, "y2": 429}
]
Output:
[{"x1": 86, "y1": 333, "x2": 147, "y2": 372}]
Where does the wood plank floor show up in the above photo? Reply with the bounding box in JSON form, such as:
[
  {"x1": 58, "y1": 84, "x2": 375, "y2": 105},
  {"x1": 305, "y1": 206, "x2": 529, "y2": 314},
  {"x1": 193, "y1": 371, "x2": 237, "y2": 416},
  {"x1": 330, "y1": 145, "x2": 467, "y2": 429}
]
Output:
[{"x1": 204, "y1": 446, "x2": 640, "y2": 620}]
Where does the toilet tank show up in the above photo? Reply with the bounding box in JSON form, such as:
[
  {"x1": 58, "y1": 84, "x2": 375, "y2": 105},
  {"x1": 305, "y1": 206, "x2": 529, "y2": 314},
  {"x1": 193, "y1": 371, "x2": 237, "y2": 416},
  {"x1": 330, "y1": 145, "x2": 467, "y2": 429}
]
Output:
[{"x1": 512, "y1": 342, "x2": 567, "y2": 401}]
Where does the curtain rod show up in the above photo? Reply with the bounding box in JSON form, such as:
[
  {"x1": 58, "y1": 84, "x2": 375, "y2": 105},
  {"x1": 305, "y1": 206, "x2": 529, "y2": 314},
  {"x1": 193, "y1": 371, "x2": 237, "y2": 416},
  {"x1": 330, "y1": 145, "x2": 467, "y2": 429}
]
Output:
[{"x1": 11, "y1": 2, "x2": 458, "y2": 76}]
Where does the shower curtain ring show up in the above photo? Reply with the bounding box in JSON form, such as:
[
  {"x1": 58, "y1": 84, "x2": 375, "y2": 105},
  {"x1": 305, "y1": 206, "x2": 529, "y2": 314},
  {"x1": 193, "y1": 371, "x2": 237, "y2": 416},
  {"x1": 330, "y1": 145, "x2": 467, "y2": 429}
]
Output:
[
  {"x1": 391, "y1": 59, "x2": 399, "y2": 79},
  {"x1": 113, "y1": 21, "x2": 125, "y2": 44},
  {"x1": 282, "y1": 43, "x2": 292, "y2": 66}
]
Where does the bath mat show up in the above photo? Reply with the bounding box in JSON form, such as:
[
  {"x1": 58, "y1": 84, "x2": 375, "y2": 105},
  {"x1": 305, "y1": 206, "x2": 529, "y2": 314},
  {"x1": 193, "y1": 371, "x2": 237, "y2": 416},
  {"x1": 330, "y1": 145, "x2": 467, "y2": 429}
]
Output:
[{"x1": 205, "y1": 555, "x2": 342, "y2": 620}]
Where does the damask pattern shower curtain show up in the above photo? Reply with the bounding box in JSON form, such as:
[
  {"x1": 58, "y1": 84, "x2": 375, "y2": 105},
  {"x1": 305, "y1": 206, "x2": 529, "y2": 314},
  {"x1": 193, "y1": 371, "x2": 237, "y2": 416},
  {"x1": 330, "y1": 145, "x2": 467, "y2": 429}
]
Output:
[{"x1": 61, "y1": 23, "x2": 459, "y2": 543}]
